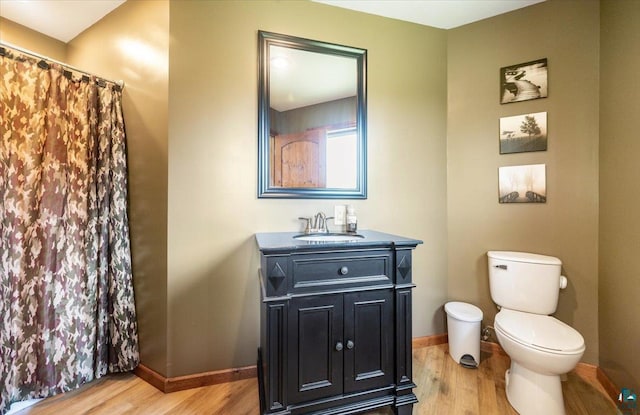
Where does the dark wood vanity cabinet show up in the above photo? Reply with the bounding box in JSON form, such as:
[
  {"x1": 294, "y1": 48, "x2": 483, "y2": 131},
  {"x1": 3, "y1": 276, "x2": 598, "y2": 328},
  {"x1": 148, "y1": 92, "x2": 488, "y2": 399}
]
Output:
[{"x1": 256, "y1": 231, "x2": 422, "y2": 415}]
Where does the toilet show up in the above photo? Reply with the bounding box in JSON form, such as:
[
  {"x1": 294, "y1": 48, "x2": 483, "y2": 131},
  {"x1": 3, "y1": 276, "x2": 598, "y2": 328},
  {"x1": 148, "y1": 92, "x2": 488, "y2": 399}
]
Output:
[{"x1": 487, "y1": 251, "x2": 585, "y2": 415}]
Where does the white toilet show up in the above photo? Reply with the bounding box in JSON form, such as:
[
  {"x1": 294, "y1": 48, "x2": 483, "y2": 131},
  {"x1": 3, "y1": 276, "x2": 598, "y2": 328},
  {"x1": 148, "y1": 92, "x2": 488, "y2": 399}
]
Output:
[{"x1": 487, "y1": 251, "x2": 585, "y2": 415}]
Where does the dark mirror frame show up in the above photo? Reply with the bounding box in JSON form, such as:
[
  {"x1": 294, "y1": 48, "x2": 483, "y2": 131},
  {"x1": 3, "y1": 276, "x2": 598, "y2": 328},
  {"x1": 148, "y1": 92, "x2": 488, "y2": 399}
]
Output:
[{"x1": 258, "y1": 30, "x2": 367, "y2": 199}]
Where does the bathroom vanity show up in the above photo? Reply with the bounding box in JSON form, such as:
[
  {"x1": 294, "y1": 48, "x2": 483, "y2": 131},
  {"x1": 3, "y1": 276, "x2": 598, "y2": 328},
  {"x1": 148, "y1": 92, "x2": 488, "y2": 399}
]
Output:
[{"x1": 256, "y1": 230, "x2": 422, "y2": 415}]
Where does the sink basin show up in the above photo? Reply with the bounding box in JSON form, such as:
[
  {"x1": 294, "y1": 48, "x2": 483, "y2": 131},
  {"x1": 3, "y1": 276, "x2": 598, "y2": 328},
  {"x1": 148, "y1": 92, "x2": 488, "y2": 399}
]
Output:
[{"x1": 293, "y1": 233, "x2": 364, "y2": 242}]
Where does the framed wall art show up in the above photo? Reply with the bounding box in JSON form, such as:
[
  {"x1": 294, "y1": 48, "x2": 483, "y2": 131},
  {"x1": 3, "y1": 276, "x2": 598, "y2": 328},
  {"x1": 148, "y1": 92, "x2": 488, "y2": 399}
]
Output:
[
  {"x1": 500, "y1": 58, "x2": 548, "y2": 104},
  {"x1": 499, "y1": 111, "x2": 547, "y2": 154},
  {"x1": 498, "y1": 164, "x2": 546, "y2": 203}
]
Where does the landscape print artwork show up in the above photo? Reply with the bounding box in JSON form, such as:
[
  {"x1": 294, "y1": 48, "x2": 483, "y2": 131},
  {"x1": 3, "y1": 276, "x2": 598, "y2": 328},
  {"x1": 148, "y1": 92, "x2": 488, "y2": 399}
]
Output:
[
  {"x1": 499, "y1": 164, "x2": 546, "y2": 203},
  {"x1": 500, "y1": 112, "x2": 547, "y2": 154},
  {"x1": 500, "y1": 58, "x2": 548, "y2": 104}
]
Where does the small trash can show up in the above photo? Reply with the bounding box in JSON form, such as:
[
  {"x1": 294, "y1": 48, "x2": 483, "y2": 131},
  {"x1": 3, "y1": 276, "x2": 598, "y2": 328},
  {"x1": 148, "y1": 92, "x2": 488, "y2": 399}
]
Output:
[{"x1": 444, "y1": 301, "x2": 483, "y2": 368}]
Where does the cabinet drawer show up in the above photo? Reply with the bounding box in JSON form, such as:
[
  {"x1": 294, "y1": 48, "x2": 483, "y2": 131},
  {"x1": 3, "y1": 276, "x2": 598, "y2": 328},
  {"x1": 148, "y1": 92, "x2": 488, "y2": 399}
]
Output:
[{"x1": 290, "y1": 251, "x2": 392, "y2": 293}]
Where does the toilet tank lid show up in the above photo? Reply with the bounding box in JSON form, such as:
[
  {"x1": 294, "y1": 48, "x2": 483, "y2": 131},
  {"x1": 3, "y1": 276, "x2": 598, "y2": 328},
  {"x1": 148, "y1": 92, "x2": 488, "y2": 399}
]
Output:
[{"x1": 487, "y1": 251, "x2": 561, "y2": 265}]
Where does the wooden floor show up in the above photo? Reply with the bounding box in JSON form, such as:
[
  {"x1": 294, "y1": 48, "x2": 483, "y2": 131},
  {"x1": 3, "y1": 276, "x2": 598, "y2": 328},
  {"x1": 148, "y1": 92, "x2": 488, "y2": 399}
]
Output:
[{"x1": 15, "y1": 344, "x2": 617, "y2": 415}]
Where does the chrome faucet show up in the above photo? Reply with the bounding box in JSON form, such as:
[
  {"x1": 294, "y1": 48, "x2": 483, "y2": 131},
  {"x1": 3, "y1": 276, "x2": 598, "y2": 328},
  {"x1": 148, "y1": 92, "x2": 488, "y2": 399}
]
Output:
[
  {"x1": 313, "y1": 212, "x2": 327, "y2": 233},
  {"x1": 298, "y1": 212, "x2": 334, "y2": 234}
]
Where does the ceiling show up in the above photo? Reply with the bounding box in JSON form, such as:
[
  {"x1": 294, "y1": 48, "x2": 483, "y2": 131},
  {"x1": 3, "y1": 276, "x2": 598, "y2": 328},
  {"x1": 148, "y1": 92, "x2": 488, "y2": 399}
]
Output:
[
  {"x1": 313, "y1": 0, "x2": 545, "y2": 29},
  {"x1": 0, "y1": 0, "x2": 546, "y2": 44},
  {"x1": 0, "y1": 0, "x2": 126, "y2": 43}
]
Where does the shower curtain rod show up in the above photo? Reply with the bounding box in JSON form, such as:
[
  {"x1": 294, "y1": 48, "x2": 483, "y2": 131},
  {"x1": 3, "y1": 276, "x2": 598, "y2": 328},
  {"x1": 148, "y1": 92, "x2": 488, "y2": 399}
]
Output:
[{"x1": 0, "y1": 41, "x2": 125, "y2": 88}]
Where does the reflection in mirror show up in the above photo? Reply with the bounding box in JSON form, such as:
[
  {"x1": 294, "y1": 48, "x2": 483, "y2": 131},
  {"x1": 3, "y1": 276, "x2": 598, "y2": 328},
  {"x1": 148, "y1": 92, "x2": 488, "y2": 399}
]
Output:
[{"x1": 258, "y1": 31, "x2": 367, "y2": 198}]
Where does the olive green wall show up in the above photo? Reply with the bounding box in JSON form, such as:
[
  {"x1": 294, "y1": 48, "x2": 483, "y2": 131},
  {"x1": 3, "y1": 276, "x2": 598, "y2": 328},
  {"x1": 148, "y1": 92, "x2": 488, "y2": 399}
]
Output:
[
  {"x1": 0, "y1": 0, "x2": 448, "y2": 380},
  {"x1": 4, "y1": 0, "x2": 638, "y2": 387},
  {"x1": 0, "y1": 17, "x2": 66, "y2": 61},
  {"x1": 168, "y1": 0, "x2": 447, "y2": 377},
  {"x1": 599, "y1": 0, "x2": 640, "y2": 392},
  {"x1": 447, "y1": 0, "x2": 600, "y2": 364},
  {"x1": 66, "y1": 0, "x2": 170, "y2": 376}
]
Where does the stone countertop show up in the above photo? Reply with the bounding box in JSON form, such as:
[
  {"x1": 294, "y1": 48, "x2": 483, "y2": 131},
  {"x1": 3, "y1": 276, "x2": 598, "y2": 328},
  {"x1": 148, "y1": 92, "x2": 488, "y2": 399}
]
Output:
[{"x1": 255, "y1": 229, "x2": 423, "y2": 254}]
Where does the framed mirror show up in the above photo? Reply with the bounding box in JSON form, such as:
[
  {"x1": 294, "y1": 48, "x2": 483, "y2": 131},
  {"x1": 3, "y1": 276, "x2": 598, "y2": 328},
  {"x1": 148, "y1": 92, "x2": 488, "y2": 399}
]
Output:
[{"x1": 258, "y1": 31, "x2": 367, "y2": 198}]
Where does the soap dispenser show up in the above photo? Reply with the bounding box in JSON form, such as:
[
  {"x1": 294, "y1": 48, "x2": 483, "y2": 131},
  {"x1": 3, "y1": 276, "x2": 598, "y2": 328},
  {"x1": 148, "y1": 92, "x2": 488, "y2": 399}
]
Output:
[{"x1": 346, "y1": 205, "x2": 357, "y2": 233}]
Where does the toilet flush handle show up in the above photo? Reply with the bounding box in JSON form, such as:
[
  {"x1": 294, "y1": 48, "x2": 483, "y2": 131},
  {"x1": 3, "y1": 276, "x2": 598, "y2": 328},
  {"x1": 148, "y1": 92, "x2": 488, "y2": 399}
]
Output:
[{"x1": 559, "y1": 276, "x2": 568, "y2": 289}]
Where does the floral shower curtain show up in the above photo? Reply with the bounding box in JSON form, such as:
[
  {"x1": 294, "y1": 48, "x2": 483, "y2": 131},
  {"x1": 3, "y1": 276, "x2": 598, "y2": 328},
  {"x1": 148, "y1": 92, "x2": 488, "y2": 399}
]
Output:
[{"x1": 0, "y1": 47, "x2": 139, "y2": 414}]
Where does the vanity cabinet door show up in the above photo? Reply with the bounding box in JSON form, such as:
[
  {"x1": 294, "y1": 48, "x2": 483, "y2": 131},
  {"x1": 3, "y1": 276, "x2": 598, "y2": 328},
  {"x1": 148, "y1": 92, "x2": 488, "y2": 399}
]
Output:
[
  {"x1": 288, "y1": 294, "x2": 344, "y2": 404},
  {"x1": 287, "y1": 290, "x2": 394, "y2": 405},
  {"x1": 344, "y1": 289, "x2": 394, "y2": 393}
]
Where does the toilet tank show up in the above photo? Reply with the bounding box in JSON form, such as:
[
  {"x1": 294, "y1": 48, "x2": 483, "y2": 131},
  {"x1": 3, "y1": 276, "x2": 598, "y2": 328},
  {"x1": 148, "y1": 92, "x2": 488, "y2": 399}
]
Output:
[{"x1": 488, "y1": 251, "x2": 563, "y2": 315}]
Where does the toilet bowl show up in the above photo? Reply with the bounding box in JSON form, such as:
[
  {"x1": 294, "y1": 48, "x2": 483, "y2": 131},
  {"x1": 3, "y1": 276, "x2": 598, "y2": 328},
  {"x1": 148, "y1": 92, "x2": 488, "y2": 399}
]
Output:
[{"x1": 494, "y1": 309, "x2": 585, "y2": 415}]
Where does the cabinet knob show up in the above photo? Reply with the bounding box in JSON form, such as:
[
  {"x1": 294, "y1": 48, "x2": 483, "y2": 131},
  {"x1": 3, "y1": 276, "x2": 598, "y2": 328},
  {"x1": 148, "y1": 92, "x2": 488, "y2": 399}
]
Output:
[
  {"x1": 339, "y1": 266, "x2": 349, "y2": 275},
  {"x1": 335, "y1": 342, "x2": 344, "y2": 351},
  {"x1": 346, "y1": 340, "x2": 354, "y2": 350}
]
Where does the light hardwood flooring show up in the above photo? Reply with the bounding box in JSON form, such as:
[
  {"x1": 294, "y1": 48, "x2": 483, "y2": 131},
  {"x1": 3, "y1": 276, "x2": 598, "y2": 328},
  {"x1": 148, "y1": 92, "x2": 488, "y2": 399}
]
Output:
[{"x1": 15, "y1": 344, "x2": 617, "y2": 415}]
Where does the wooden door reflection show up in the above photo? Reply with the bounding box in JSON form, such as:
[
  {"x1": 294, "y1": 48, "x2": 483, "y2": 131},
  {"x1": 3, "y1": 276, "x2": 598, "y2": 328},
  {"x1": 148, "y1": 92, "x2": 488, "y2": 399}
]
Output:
[{"x1": 272, "y1": 128, "x2": 326, "y2": 188}]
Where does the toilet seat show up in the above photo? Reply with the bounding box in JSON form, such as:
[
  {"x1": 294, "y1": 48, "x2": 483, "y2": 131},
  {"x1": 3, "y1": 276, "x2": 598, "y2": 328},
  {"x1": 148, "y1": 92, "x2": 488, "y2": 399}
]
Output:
[{"x1": 495, "y1": 309, "x2": 585, "y2": 355}]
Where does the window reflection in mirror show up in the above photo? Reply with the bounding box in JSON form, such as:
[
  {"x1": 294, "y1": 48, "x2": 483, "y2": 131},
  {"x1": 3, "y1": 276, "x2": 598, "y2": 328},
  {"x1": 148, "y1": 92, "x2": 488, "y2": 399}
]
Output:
[
  {"x1": 326, "y1": 128, "x2": 357, "y2": 188},
  {"x1": 258, "y1": 31, "x2": 367, "y2": 199}
]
